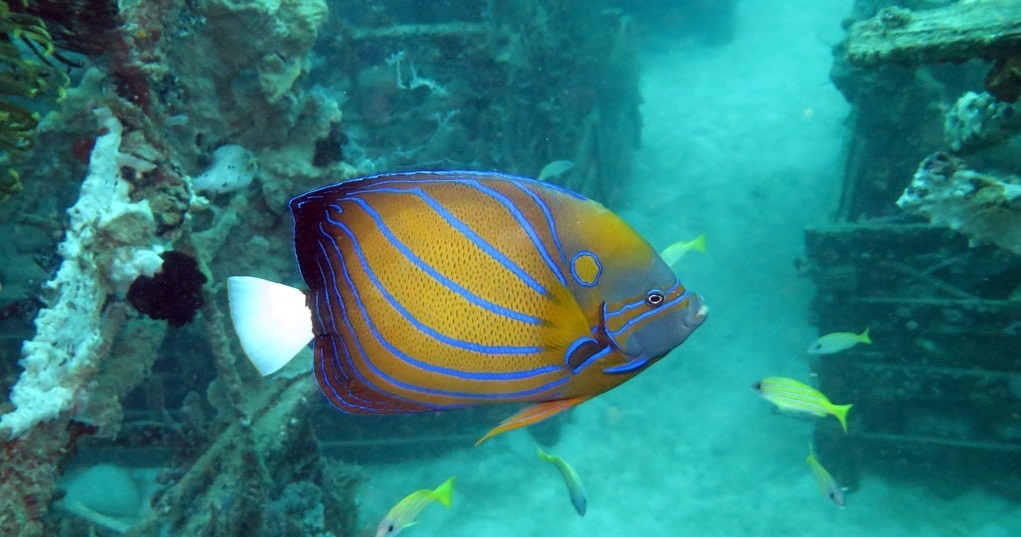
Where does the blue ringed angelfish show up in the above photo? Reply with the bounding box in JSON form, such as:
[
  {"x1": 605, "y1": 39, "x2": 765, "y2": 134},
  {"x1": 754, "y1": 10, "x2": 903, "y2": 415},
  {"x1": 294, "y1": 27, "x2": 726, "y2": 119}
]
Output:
[{"x1": 227, "y1": 170, "x2": 708, "y2": 444}]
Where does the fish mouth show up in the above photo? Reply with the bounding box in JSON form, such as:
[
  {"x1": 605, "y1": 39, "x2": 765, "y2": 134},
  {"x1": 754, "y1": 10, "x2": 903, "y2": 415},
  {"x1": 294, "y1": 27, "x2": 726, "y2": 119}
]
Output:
[{"x1": 681, "y1": 293, "x2": 708, "y2": 329}]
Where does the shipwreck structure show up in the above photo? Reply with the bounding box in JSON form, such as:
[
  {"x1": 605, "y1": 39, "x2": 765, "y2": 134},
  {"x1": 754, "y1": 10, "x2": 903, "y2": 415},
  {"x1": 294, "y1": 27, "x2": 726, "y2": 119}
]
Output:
[
  {"x1": 808, "y1": 0, "x2": 1021, "y2": 499},
  {"x1": 0, "y1": 1, "x2": 643, "y2": 535}
]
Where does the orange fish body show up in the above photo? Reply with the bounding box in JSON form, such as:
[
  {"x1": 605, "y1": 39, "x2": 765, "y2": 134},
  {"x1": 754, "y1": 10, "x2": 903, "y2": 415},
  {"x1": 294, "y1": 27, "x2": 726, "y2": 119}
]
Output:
[{"x1": 230, "y1": 171, "x2": 707, "y2": 441}]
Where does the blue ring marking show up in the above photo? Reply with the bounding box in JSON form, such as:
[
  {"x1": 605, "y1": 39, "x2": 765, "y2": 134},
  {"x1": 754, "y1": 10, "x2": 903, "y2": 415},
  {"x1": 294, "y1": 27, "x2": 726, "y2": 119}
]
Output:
[
  {"x1": 510, "y1": 181, "x2": 568, "y2": 265},
  {"x1": 325, "y1": 214, "x2": 544, "y2": 356},
  {"x1": 572, "y1": 346, "x2": 613, "y2": 375},
  {"x1": 312, "y1": 239, "x2": 445, "y2": 412},
  {"x1": 462, "y1": 179, "x2": 568, "y2": 288},
  {"x1": 563, "y1": 336, "x2": 600, "y2": 368},
  {"x1": 346, "y1": 186, "x2": 551, "y2": 297},
  {"x1": 570, "y1": 251, "x2": 602, "y2": 288},
  {"x1": 603, "y1": 358, "x2": 651, "y2": 375},
  {"x1": 338, "y1": 198, "x2": 543, "y2": 326},
  {"x1": 320, "y1": 223, "x2": 568, "y2": 392}
]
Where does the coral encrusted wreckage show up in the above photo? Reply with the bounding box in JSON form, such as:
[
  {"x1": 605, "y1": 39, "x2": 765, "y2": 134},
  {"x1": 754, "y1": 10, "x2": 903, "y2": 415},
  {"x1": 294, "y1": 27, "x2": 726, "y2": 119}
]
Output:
[
  {"x1": 0, "y1": 1, "x2": 643, "y2": 535},
  {"x1": 898, "y1": 152, "x2": 1021, "y2": 256},
  {"x1": 1, "y1": 107, "x2": 163, "y2": 439}
]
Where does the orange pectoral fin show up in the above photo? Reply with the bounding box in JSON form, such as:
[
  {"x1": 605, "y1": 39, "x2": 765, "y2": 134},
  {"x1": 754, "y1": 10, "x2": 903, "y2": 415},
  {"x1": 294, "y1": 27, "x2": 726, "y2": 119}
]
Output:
[{"x1": 475, "y1": 397, "x2": 591, "y2": 446}]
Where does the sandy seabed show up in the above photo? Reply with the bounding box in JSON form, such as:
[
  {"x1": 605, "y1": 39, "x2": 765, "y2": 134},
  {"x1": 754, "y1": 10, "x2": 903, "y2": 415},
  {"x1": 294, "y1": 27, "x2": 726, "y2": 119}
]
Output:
[{"x1": 353, "y1": 2, "x2": 1021, "y2": 535}]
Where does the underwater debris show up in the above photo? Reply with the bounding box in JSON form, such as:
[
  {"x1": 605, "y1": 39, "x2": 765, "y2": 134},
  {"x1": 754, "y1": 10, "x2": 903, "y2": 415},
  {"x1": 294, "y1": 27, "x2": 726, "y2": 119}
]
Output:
[
  {"x1": 985, "y1": 54, "x2": 1021, "y2": 103},
  {"x1": 0, "y1": 107, "x2": 162, "y2": 439},
  {"x1": 944, "y1": 91, "x2": 1021, "y2": 153},
  {"x1": 845, "y1": 1, "x2": 1021, "y2": 68},
  {"x1": 898, "y1": 152, "x2": 1021, "y2": 256},
  {"x1": 312, "y1": 120, "x2": 347, "y2": 168},
  {"x1": 55, "y1": 463, "x2": 156, "y2": 533},
  {"x1": 0, "y1": 107, "x2": 172, "y2": 537},
  {"x1": 385, "y1": 48, "x2": 448, "y2": 96},
  {"x1": 191, "y1": 144, "x2": 258, "y2": 194}
]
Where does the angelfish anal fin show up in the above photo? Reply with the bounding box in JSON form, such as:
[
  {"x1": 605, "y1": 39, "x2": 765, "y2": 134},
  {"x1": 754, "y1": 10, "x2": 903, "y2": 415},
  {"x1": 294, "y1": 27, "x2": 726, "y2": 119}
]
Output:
[{"x1": 475, "y1": 396, "x2": 591, "y2": 446}]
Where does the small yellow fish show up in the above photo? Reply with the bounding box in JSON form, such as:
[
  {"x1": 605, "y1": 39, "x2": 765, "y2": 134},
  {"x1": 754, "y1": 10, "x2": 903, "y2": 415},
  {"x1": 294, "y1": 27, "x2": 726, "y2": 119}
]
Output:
[
  {"x1": 537, "y1": 159, "x2": 575, "y2": 181},
  {"x1": 375, "y1": 477, "x2": 455, "y2": 537},
  {"x1": 807, "y1": 442, "x2": 845, "y2": 508},
  {"x1": 808, "y1": 328, "x2": 871, "y2": 354},
  {"x1": 538, "y1": 448, "x2": 587, "y2": 516},
  {"x1": 659, "y1": 234, "x2": 707, "y2": 268},
  {"x1": 753, "y1": 377, "x2": 852, "y2": 433}
]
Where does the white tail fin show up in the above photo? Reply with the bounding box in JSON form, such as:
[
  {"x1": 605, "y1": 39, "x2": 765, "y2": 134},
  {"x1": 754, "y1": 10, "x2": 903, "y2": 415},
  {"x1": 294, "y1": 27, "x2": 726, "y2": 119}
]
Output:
[{"x1": 227, "y1": 276, "x2": 313, "y2": 375}]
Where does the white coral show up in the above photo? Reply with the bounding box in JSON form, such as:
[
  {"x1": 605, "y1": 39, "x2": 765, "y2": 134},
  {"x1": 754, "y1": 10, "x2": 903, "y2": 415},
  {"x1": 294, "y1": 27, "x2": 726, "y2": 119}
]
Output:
[
  {"x1": 192, "y1": 144, "x2": 258, "y2": 194},
  {"x1": 0, "y1": 108, "x2": 164, "y2": 439}
]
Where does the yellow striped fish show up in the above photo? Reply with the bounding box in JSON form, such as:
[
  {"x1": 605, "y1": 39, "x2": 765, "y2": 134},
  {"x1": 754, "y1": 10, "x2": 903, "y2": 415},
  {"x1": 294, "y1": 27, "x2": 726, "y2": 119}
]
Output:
[
  {"x1": 538, "y1": 448, "x2": 587, "y2": 516},
  {"x1": 376, "y1": 476, "x2": 454, "y2": 537},
  {"x1": 752, "y1": 377, "x2": 852, "y2": 433},
  {"x1": 228, "y1": 171, "x2": 708, "y2": 444},
  {"x1": 807, "y1": 328, "x2": 871, "y2": 354},
  {"x1": 807, "y1": 442, "x2": 845, "y2": 508},
  {"x1": 658, "y1": 233, "x2": 707, "y2": 268}
]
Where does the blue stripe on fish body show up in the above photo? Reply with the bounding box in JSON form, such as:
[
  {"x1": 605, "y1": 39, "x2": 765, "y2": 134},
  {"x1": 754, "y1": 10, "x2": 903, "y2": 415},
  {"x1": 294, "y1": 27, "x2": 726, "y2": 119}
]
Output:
[
  {"x1": 464, "y1": 179, "x2": 568, "y2": 288},
  {"x1": 511, "y1": 181, "x2": 568, "y2": 265},
  {"x1": 355, "y1": 177, "x2": 573, "y2": 288},
  {"x1": 573, "y1": 346, "x2": 613, "y2": 375},
  {"x1": 608, "y1": 288, "x2": 688, "y2": 340},
  {"x1": 337, "y1": 198, "x2": 544, "y2": 326},
  {"x1": 320, "y1": 222, "x2": 560, "y2": 382},
  {"x1": 602, "y1": 357, "x2": 651, "y2": 375},
  {"x1": 312, "y1": 192, "x2": 574, "y2": 404},
  {"x1": 316, "y1": 227, "x2": 570, "y2": 405},
  {"x1": 313, "y1": 242, "x2": 442, "y2": 413},
  {"x1": 348, "y1": 185, "x2": 552, "y2": 297},
  {"x1": 321, "y1": 192, "x2": 571, "y2": 362},
  {"x1": 328, "y1": 189, "x2": 555, "y2": 334},
  {"x1": 324, "y1": 214, "x2": 544, "y2": 356},
  {"x1": 563, "y1": 336, "x2": 601, "y2": 368}
]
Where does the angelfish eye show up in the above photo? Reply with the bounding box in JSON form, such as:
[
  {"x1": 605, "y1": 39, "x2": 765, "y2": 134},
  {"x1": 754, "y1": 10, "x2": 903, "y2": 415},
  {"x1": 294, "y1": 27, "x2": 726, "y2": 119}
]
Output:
[{"x1": 645, "y1": 291, "x2": 664, "y2": 306}]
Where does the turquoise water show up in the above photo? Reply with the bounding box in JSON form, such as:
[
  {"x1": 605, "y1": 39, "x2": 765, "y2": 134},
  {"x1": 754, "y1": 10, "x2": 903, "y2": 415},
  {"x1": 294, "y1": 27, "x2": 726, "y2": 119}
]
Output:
[{"x1": 3, "y1": 1, "x2": 1021, "y2": 536}]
